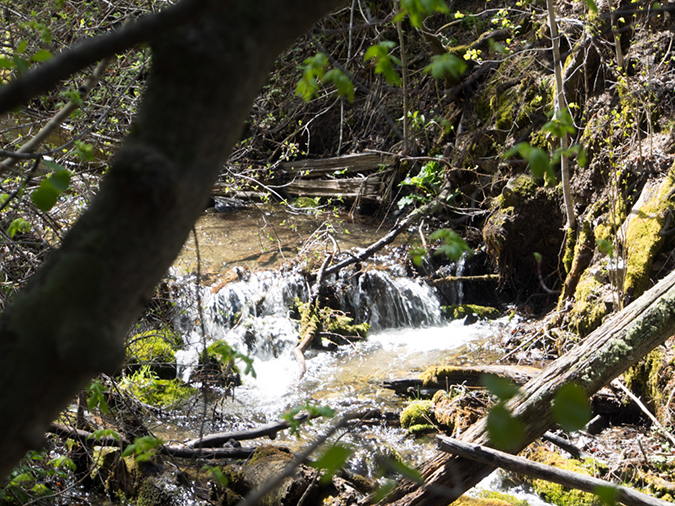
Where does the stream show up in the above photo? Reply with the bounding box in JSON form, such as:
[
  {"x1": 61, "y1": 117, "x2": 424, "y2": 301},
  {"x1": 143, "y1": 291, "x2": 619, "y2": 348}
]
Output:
[{"x1": 160, "y1": 207, "x2": 553, "y2": 504}]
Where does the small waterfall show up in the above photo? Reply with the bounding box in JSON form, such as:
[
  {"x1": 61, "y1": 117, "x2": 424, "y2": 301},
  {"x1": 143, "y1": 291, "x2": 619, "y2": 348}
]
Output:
[
  {"x1": 456, "y1": 253, "x2": 467, "y2": 305},
  {"x1": 336, "y1": 270, "x2": 442, "y2": 331},
  {"x1": 173, "y1": 267, "x2": 443, "y2": 382}
]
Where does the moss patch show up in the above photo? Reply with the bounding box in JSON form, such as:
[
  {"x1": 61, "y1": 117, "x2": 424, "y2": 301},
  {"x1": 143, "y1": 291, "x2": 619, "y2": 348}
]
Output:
[
  {"x1": 442, "y1": 304, "x2": 500, "y2": 321},
  {"x1": 125, "y1": 377, "x2": 195, "y2": 408},
  {"x1": 497, "y1": 175, "x2": 537, "y2": 209},
  {"x1": 478, "y1": 490, "x2": 531, "y2": 506},
  {"x1": 519, "y1": 447, "x2": 606, "y2": 506},
  {"x1": 623, "y1": 169, "x2": 675, "y2": 299},
  {"x1": 568, "y1": 268, "x2": 610, "y2": 337},
  {"x1": 400, "y1": 400, "x2": 434, "y2": 429},
  {"x1": 126, "y1": 329, "x2": 180, "y2": 379}
]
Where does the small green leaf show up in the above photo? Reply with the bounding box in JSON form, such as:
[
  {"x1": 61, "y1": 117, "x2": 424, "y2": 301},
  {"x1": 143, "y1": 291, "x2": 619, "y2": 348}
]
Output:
[
  {"x1": 17, "y1": 40, "x2": 27, "y2": 54},
  {"x1": 48, "y1": 456, "x2": 76, "y2": 471},
  {"x1": 323, "y1": 69, "x2": 355, "y2": 102},
  {"x1": 481, "y1": 374, "x2": 520, "y2": 402},
  {"x1": 88, "y1": 428, "x2": 120, "y2": 441},
  {"x1": 310, "y1": 444, "x2": 352, "y2": 483},
  {"x1": 384, "y1": 458, "x2": 423, "y2": 483},
  {"x1": 487, "y1": 403, "x2": 524, "y2": 451},
  {"x1": 365, "y1": 42, "x2": 401, "y2": 86},
  {"x1": 424, "y1": 53, "x2": 467, "y2": 81},
  {"x1": 594, "y1": 484, "x2": 618, "y2": 506},
  {"x1": 74, "y1": 140, "x2": 94, "y2": 161},
  {"x1": 584, "y1": 0, "x2": 598, "y2": 13},
  {"x1": 7, "y1": 218, "x2": 31, "y2": 238},
  {"x1": 31, "y1": 183, "x2": 59, "y2": 212},
  {"x1": 202, "y1": 465, "x2": 229, "y2": 488},
  {"x1": 597, "y1": 239, "x2": 614, "y2": 259},
  {"x1": 552, "y1": 382, "x2": 591, "y2": 432},
  {"x1": 0, "y1": 57, "x2": 14, "y2": 69},
  {"x1": 371, "y1": 480, "x2": 396, "y2": 503},
  {"x1": 528, "y1": 148, "x2": 550, "y2": 179},
  {"x1": 30, "y1": 50, "x2": 52, "y2": 62}
]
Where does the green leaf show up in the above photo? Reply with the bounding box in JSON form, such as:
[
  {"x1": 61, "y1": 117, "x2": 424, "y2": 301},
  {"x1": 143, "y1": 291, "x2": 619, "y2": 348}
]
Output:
[
  {"x1": 88, "y1": 428, "x2": 120, "y2": 441},
  {"x1": 399, "y1": 0, "x2": 449, "y2": 27},
  {"x1": 74, "y1": 140, "x2": 94, "y2": 161},
  {"x1": 7, "y1": 218, "x2": 31, "y2": 238},
  {"x1": 49, "y1": 170, "x2": 71, "y2": 192},
  {"x1": 371, "y1": 480, "x2": 396, "y2": 503},
  {"x1": 86, "y1": 379, "x2": 110, "y2": 414},
  {"x1": 323, "y1": 69, "x2": 355, "y2": 102},
  {"x1": 584, "y1": 0, "x2": 598, "y2": 13},
  {"x1": 31, "y1": 182, "x2": 59, "y2": 212},
  {"x1": 0, "y1": 57, "x2": 14, "y2": 69},
  {"x1": 17, "y1": 40, "x2": 27, "y2": 54},
  {"x1": 202, "y1": 465, "x2": 229, "y2": 488},
  {"x1": 552, "y1": 382, "x2": 591, "y2": 432},
  {"x1": 594, "y1": 484, "x2": 618, "y2": 506},
  {"x1": 364, "y1": 42, "x2": 401, "y2": 86},
  {"x1": 487, "y1": 403, "x2": 524, "y2": 451},
  {"x1": 528, "y1": 148, "x2": 550, "y2": 179},
  {"x1": 481, "y1": 374, "x2": 520, "y2": 402},
  {"x1": 48, "y1": 456, "x2": 76, "y2": 471},
  {"x1": 310, "y1": 444, "x2": 352, "y2": 483},
  {"x1": 597, "y1": 238, "x2": 614, "y2": 259},
  {"x1": 30, "y1": 50, "x2": 52, "y2": 62},
  {"x1": 295, "y1": 53, "x2": 329, "y2": 102},
  {"x1": 430, "y1": 229, "x2": 470, "y2": 261},
  {"x1": 384, "y1": 458, "x2": 423, "y2": 483},
  {"x1": 424, "y1": 53, "x2": 467, "y2": 81}
]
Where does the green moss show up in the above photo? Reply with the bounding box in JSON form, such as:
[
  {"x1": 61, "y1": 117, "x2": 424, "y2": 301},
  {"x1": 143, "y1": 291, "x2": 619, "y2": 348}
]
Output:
[
  {"x1": 454, "y1": 496, "x2": 523, "y2": 506},
  {"x1": 624, "y1": 169, "x2": 675, "y2": 298},
  {"x1": 441, "y1": 304, "x2": 500, "y2": 321},
  {"x1": 126, "y1": 329, "x2": 179, "y2": 379},
  {"x1": 126, "y1": 378, "x2": 196, "y2": 408},
  {"x1": 407, "y1": 423, "x2": 435, "y2": 434},
  {"x1": 624, "y1": 349, "x2": 666, "y2": 415},
  {"x1": 568, "y1": 269, "x2": 610, "y2": 337},
  {"x1": 483, "y1": 207, "x2": 514, "y2": 259},
  {"x1": 497, "y1": 175, "x2": 537, "y2": 209},
  {"x1": 321, "y1": 307, "x2": 369, "y2": 338},
  {"x1": 478, "y1": 490, "x2": 531, "y2": 506},
  {"x1": 521, "y1": 450, "x2": 605, "y2": 506},
  {"x1": 400, "y1": 400, "x2": 434, "y2": 429}
]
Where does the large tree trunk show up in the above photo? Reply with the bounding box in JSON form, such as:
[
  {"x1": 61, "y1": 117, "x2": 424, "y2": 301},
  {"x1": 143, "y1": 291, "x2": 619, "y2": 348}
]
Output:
[
  {"x1": 386, "y1": 268, "x2": 675, "y2": 505},
  {"x1": 0, "y1": 0, "x2": 341, "y2": 479}
]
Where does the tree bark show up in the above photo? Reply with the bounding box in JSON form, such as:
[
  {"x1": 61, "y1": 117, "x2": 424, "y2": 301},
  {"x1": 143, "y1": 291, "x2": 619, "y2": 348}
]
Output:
[
  {"x1": 385, "y1": 268, "x2": 675, "y2": 505},
  {"x1": 0, "y1": 0, "x2": 341, "y2": 479}
]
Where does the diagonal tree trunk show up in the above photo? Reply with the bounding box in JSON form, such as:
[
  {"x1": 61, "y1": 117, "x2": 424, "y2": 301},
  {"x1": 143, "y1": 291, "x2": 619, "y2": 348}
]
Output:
[
  {"x1": 385, "y1": 267, "x2": 675, "y2": 505},
  {"x1": 0, "y1": 0, "x2": 341, "y2": 478}
]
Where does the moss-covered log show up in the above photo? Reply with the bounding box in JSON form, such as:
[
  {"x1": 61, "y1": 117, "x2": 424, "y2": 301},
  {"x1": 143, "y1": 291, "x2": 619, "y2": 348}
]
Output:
[{"x1": 386, "y1": 267, "x2": 675, "y2": 505}]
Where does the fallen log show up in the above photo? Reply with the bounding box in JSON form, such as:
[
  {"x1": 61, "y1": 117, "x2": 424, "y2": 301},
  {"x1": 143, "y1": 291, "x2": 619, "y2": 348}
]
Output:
[
  {"x1": 436, "y1": 436, "x2": 670, "y2": 506},
  {"x1": 384, "y1": 267, "x2": 675, "y2": 505},
  {"x1": 281, "y1": 152, "x2": 398, "y2": 178},
  {"x1": 382, "y1": 365, "x2": 540, "y2": 397},
  {"x1": 48, "y1": 422, "x2": 255, "y2": 459},
  {"x1": 186, "y1": 413, "x2": 312, "y2": 448}
]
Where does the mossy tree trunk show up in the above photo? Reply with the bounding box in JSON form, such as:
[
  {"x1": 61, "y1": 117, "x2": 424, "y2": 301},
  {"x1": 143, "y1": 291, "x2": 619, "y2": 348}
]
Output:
[
  {"x1": 386, "y1": 267, "x2": 675, "y2": 505},
  {"x1": 0, "y1": 0, "x2": 341, "y2": 478}
]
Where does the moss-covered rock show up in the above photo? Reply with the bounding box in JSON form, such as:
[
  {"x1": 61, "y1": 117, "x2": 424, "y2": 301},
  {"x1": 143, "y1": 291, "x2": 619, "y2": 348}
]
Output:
[
  {"x1": 567, "y1": 267, "x2": 611, "y2": 337},
  {"x1": 442, "y1": 304, "x2": 500, "y2": 321},
  {"x1": 126, "y1": 329, "x2": 180, "y2": 380},
  {"x1": 623, "y1": 169, "x2": 675, "y2": 300},
  {"x1": 400, "y1": 400, "x2": 435, "y2": 429}
]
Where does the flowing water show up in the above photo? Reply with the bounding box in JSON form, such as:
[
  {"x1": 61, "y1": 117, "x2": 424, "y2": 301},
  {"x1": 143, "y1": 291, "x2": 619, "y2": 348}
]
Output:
[{"x1": 160, "y1": 209, "x2": 551, "y2": 502}]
